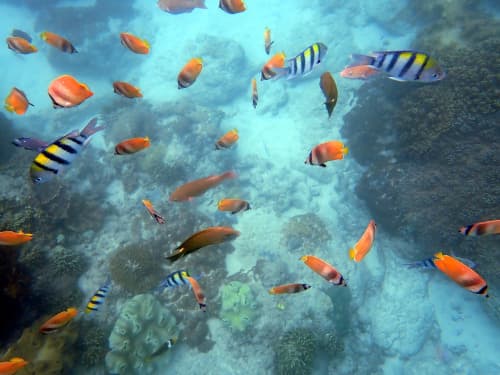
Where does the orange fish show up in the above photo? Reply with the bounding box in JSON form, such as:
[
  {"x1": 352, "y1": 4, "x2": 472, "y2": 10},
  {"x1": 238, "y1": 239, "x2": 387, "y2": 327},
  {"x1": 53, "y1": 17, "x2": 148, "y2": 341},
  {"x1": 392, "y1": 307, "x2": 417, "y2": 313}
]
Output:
[
  {"x1": 170, "y1": 171, "x2": 236, "y2": 201},
  {"x1": 251, "y1": 78, "x2": 258, "y2": 108},
  {"x1": 0, "y1": 230, "x2": 33, "y2": 246},
  {"x1": 319, "y1": 72, "x2": 338, "y2": 119},
  {"x1": 142, "y1": 199, "x2": 166, "y2": 224},
  {"x1": 215, "y1": 128, "x2": 239, "y2": 150},
  {"x1": 304, "y1": 140, "x2": 349, "y2": 167},
  {"x1": 6, "y1": 36, "x2": 37, "y2": 54},
  {"x1": 264, "y1": 27, "x2": 273, "y2": 55},
  {"x1": 39, "y1": 307, "x2": 78, "y2": 334},
  {"x1": 4, "y1": 88, "x2": 33, "y2": 115},
  {"x1": 40, "y1": 31, "x2": 77, "y2": 53},
  {"x1": 300, "y1": 255, "x2": 347, "y2": 286},
  {"x1": 340, "y1": 65, "x2": 379, "y2": 80},
  {"x1": 459, "y1": 219, "x2": 500, "y2": 236},
  {"x1": 0, "y1": 358, "x2": 28, "y2": 375},
  {"x1": 120, "y1": 32, "x2": 150, "y2": 54},
  {"x1": 166, "y1": 226, "x2": 240, "y2": 262},
  {"x1": 261, "y1": 52, "x2": 286, "y2": 80},
  {"x1": 349, "y1": 220, "x2": 376, "y2": 262},
  {"x1": 186, "y1": 276, "x2": 207, "y2": 311},
  {"x1": 114, "y1": 137, "x2": 150, "y2": 155},
  {"x1": 217, "y1": 198, "x2": 250, "y2": 214},
  {"x1": 433, "y1": 252, "x2": 489, "y2": 297},
  {"x1": 177, "y1": 57, "x2": 203, "y2": 89},
  {"x1": 48, "y1": 75, "x2": 93, "y2": 108},
  {"x1": 219, "y1": 0, "x2": 246, "y2": 14},
  {"x1": 269, "y1": 283, "x2": 311, "y2": 295},
  {"x1": 113, "y1": 81, "x2": 143, "y2": 98}
]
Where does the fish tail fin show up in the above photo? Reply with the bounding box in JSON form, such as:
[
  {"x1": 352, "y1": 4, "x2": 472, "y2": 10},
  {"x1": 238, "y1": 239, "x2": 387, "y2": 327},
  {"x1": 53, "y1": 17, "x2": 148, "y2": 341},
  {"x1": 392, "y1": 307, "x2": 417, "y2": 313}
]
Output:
[
  {"x1": 433, "y1": 251, "x2": 445, "y2": 260},
  {"x1": 349, "y1": 53, "x2": 376, "y2": 67},
  {"x1": 343, "y1": 146, "x2": 349, "y2": 155},
  {"x1": 81, "y1": 116, "x2": 105, "y2": 138},
  {"x1": 348, "y1": 248, "x2": 356, "y2": 260},
  {"x1": 166, "y1": 247, "x2": 185, "y2": 262}
]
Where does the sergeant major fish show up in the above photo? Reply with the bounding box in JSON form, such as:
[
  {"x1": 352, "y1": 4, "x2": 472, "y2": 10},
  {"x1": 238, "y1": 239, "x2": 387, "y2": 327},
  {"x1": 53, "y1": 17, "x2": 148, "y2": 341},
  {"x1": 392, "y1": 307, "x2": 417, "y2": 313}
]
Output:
[
  {"x1": 85, "y1": 279, "x2": 111, "y2": 313},
  {"x1": 156, "y1": 270, "x2": 191, "y2": 292},
  {"x1": 275, "y1": 42, "x2": 328, "y2": 80}
]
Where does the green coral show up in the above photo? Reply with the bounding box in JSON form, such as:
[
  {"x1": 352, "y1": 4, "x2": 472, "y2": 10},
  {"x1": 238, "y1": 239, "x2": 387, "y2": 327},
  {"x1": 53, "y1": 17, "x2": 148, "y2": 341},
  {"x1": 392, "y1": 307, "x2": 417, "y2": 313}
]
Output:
[
  {"x1": 219, "y1": 281, "x2": 258, "y2": 332},
  {"x1": 274, "y1": 328, "x2": 317, "y2": 375}
]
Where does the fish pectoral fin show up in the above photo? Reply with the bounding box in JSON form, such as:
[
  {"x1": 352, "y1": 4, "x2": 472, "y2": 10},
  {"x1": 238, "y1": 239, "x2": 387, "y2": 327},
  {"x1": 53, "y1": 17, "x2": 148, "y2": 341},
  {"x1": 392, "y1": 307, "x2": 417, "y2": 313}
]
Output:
[
  {"x1": 320, "y1": 163, "x2": 327, "y2": 168},
  {"x1": 388, "y1": 76, "x2": 407, "y2": 82}
]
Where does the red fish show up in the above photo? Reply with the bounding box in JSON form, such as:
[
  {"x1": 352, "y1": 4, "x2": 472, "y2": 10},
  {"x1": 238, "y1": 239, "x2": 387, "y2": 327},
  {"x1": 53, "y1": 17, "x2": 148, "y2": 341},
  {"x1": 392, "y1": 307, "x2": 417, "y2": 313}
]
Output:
[
  {"x1": 340, "y1": 65, "x2": 379, "y2": 80},
  {"x1": 217, "y1": 198, "x2": 250, "y2": 214},
  {"x1": 40, "y1": 31, "x2": 77, "y2": 53},
  {"x1": 219, "y1": 0, "x2": 246, "y2": 14},
  {"x1": 170, "y1": 171, "x2": 236, "y2": 201},
  {"x1": 120, "y1": 32, "x2": 150, "y2": 54},
  {"x1": 6, "y1": 36, "x2": 37, "y2": 54},
  {"x1": 215, "y1": 128, "x2": 239, "y2": 150},
  {"x1": 39, "y1": 307, "x2": 78, "y2": 334},
  {"x1": 114, "y1": 137, "x2": 150, "y2": 155},
  {"x1": 300, "y1": 255, "x2": 347, "y2": 286},
  {"x1": 261, "y1": 52, "x2": 286, "y2": 81},
  {"x1": 142, "y1": 199, "x2": 166, "y2": 224},
  {"x1": 459, "y1": 220, "x2": 500, "y2": 236},
  {"x1": 269, "y1": 283, "x2": 311, "y2": 295},
  {"x1": 186, "y1": 276, "x2": 206, "y2": 311},
  {"x1": 48, "y1": 75, "x2": 93, "y2": 108},
  {"x1": 0, "y1": 358, "x2": 28, "y2": 375},
  {"x1": 113, "y1": 81, "x2": 142, "y2": 98},
  {"x1": 304, "y1": 140, "x2": 349, "y2": 167},
  {"x1": 4, "y1": 88, "x2": 33, "y2": 115},
  {"x1": 349, "y1": 220, "x2": 376, "y2": 262},
  {"x1": 178, "y1": 57, "x2": 203, "y2": 89},
  {"x1": 0, "y1": 230, "x2": 33, "y2": 246}
]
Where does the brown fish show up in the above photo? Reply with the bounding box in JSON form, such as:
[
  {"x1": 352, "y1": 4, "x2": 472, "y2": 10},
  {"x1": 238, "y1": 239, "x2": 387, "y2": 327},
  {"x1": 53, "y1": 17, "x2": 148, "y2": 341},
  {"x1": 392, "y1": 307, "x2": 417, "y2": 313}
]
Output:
[
  {"x1": 40, "y1": 31, "x2": 77, "y2": 53},
  {"x1": 6, "y1": 36, "x2": 37, "y2": 54},
  {"x1": 166, "y1": 226, "x2": 240, "y2": 262},
  {"x1": 319, "y1": 72, "x2": 338, "y2": 119},
  {"x1": 158, "y1": 0, "x2": 207, "y2": 14},
  {"x1": 169, "y1": 171, "x2": 236, "y2": 201}
]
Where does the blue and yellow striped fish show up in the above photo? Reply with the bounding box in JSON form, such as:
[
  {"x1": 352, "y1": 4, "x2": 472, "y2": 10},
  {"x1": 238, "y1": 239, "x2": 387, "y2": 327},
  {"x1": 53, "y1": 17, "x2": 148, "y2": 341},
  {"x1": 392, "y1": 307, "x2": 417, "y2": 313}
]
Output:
[
  {"x1": 277, "y1": 42, "x2": 328, "y2": 80},
  {"x1": 86, "y1": 280, "x2": 111, "y2": 313},
  {"x1": 156, "y1": 270, "x2": 191, "y2": 292},
  {"x1": 30, "y1": 116, "x2": 104, "y2": 184},
  {"x1": 349, "y1": 50, "x2": 445, "y2": 82}
]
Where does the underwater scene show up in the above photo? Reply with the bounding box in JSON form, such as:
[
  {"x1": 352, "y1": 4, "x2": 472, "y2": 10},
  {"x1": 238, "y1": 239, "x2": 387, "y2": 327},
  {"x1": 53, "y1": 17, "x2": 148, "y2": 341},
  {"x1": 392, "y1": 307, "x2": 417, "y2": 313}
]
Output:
[{"x1": 0, "y1": 0, "x2": 499, "y2": 374}]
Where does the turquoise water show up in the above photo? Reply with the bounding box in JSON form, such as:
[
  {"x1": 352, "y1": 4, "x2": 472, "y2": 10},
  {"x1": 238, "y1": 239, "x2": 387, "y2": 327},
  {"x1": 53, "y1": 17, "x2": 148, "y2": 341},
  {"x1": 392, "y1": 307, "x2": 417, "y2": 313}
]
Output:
[{"x1": 0, "y1": 1, "x2": 499, "y2": 374}]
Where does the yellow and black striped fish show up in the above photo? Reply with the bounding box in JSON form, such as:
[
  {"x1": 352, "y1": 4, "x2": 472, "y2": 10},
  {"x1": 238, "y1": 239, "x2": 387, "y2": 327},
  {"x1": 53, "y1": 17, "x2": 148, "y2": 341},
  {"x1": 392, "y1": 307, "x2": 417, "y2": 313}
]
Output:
[
  {"x1": 157, "y1": 270, "x2": 191, "y2": 292},
  {"x1": 86, "y1": 280, "x2": 111, "y2": 313},
  {"x1": 348, "y1": 50, "x2": 445, "y2": 82},
  {"x1": 278, "y1": 42, "x2": 328, "y2": 80},
  {"x1": 30, "y1": 117, "x2": 104, "y2": 184}
]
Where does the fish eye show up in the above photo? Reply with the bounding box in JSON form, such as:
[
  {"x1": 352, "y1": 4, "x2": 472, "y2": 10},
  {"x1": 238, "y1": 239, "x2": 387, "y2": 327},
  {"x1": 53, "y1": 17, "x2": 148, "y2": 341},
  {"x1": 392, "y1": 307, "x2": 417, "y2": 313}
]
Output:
[
  {"x1": 34, "y1": 177, "x2": 42, "y2": 183},
  {"x1": 432, "y1": 73, "x2": 439, "y2": 78}
]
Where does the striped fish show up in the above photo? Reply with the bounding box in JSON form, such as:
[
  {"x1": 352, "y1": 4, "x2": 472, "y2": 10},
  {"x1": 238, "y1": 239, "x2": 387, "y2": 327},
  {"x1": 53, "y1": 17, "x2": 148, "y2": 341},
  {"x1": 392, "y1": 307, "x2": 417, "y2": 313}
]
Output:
[
  {"x1": 156, "y1": 270, "x2": 191, "y2": 292},
  {"x1": 85, "y1": 279, "x2": 111, "y2": 313},
  {"x1": 349, "y1": 50, "x2": 445, "y2": 82},
  {"x1": 277, "y1": 42, "x2": 328, "y2": 80},
  {"x1": 30, "y1": 117, "x2": 104, "y2": 184}
]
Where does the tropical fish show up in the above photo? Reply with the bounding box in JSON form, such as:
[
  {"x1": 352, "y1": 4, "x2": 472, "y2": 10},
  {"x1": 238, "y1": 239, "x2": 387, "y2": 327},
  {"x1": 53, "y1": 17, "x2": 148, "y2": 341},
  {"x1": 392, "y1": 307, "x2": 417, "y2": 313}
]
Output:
[
  {"x1": 0, "y1": 357, "x2": 28, "y2": 375},
  {"x1": 349, "y1": 220, "x2": 376, "y2": 262},
  {"x1": 405, "y1": 254, "x2": 477, "y2": 270},
  {"x1": 157, "y1": 0, "x2": 206, "y2": 14},
  {"x1": 261, "y1": 52, "x2": 286, "y2": 81},
  {"x1": 276, "y1": 42, "x2": 328, "y2": 80},
  {"x1": 186, "y1": 276, "x2": 206, "y2": 311},
  {"x1": 177, "y1": 57, "x2": 203, "y2": 89},
  {"x1": 0, "y1": 230, "x2": 33, "y2": 246},
  {"x1": 169, "y1": 171, "x2": 237, "y2": 201},
  {"x1": 12, "y1": 137, "x2": 48, "y2": 152},
  {"x1": 120, "y1": 32, "x2": 150, "y2": 54},
  {"x1": 432, "y1": 252, "x2": 488, "y2": 297},
  {"x1": 6, "y1": 36, "x2": 37, "y2": 54},
  {"x1": 30, "y1": 117, "x2": 104, "y2": 184},
  {"x1": 215, "y1": 128, "x2": 239, "y2": 150},
  {"x1": 4, "y1": 87, "x2": 33, "y2": 115},
  {"x1": 39, "y1": 307, "x2": 78, "y2": 334},
  {"x1": 269, "y1": 283, "x2": 311, "y2": 295},
  {"x1": 114, "y1": 137, "x2": 150, "y2": 155},
  {"x1": 166, "y1": 226, "x2": 240, "y2": 262},
  {"x1": 40, "y1": 31, "x2": 77, "y2": 53},
  {"x1": 348, "y1": 50, "x2": 445, "y2": 82},
  {"x1": 304, "y1": 140, "x2": 349, "y2": 167},
  {"x1": 459, "y1": 219, "x2": 500, "y2": 237},
  {"x1": 85, "y1": 279, "x2": 111, "y2": 313},
  {"x1": 142, "y1": 199, "x2": 166, "y2": 224},
  {"x1": 11, "y1": 29, "x2": 32, "y2": 42},
  {"x1": 48, "y1": 75, "x2": 93, "y2": 108},
  {"x1": 319, "y1": 72, "x2": 338, "y2": 119},
  {"x1": 112, "y1": 81, "x2": 142, "y2": 98},
  {"x1": 340, "y1": 65, "x2": 380, "y2": 80},
  {"x1": 146, "y1": 338, "x2": 177, "y2": 361},
  {"x1": 264, "y1": 27, "x2": 273, "y2": 55},
  {"x1": 219, "y1": 0, "x2": 246, "y2": 14},
  {"x1": 251, "y1": 78, "x2": 258, "y2": 108},
  {"x1": 300, "y1": 255, "x2": 347, "y2": 286},
  {"x1": 217, "y1": 198, "x2": 250, "y2": 214},
  {"x1": 157, "y1": 270, "x2": 191, "y2": 291}
]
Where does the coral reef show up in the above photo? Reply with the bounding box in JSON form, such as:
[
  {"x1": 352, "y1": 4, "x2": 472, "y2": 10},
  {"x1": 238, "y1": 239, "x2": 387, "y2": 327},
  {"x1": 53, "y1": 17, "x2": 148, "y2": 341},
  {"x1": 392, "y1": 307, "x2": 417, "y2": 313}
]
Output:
[
  {"x1": 219, "y1": 281, "x2": 258, "y2": 332},
  {"x1": 281, "y1": 213, "x2": 332, "y2": 253},
  {"x1": 75, "y1": 318, "x2": 113, "y2": 369},
  {"x1": 105, "y1": 294, "x2": 177, "y2": 375},
  {"x1": 274, "y1": 328, "x2": 317, "y2": 375}
]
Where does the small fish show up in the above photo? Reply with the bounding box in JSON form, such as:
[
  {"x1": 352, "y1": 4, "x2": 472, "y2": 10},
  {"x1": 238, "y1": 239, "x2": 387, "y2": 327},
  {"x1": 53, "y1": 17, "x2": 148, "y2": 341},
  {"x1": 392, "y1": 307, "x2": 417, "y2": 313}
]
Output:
[
  {"x1": 30, "y1": 117, "x2": 104, "y2": 184},
  {"x1": 177, "y1": 57, "x2": 203, "y2": 89},
  {"x1": 348, "y1": 50, "x2": 445, "y2": 82},
  {"x1": 112, "y1": 81, "x2": 143, "y2": 98},
  {"x1": 157, "y1": 0, "x2": 206, "y2": 14},
  {"x1": 6, "y1": 36, "x2": 37, "y2": 54},
  {"x1": 405, "y1": 254, "x2": 477, "y2": 270},
  {"x1": 4, "y1": 87, "x2": 34, "y2": 115},
  {"x1": 459, "y1": 220, "x2": 500, "y2": 236},
  {"x1": 319, "y1": 72, "x2": 338, "y2": 119},
  {"x1": 12, "y1": 137, "x2": 48, "y2": 152},
  {"x1": 304, "y1": 140, "x2": 349, "y2": 167},
  {"x1": 85, "y1": 279, "x2": 111, "y2": 313},
  {"x1": 432, "y1": 252, "x2": 488, "y2": 297},
  {"x1": 261, "y1": 52, "x2": 286, "y2": 81},
  {"x1": 275, "y1": 43, "x2": 328, "y2": 80},
  {"x1": 120, "y1": 32, "x2": 150, "y2": 54},
  {"x1": 300, "y1": 255, "x2": 347, "y2": 286},
  {"x1": 0, "y1": 230, "x2": 33, "y2": 246},
  {"x1": 11, "y1": 29, "x2": 32, "y2": 42},
  {"x1": 157, "y1": 270, "x2": 191, "y2": 291},
  {"x1": 217, "y1": 198, "x2": 250, "y2": 214},
  {"x1": 215, "y1": 128, "x2": 239, "y2": 150},
  {"x1": 349, "y1": 220, "x2": 376, "y2": 262},
  {"x1": 146, "y1": 338, "x2": 177, "y2": 361},
  {"x1": 169, "y1": 171, "x2": 237, "y2": 201},
  {"x1": 48, "y1": 75, "x2": 93, "y2": 108},
  {"x1": 40, "y1": 31, "x2": 77, "y2": 53},
  {"x1": 166, "y1": 226, "x2": 240, "y2": 262},
  {"x1": 39, "y1": 307, "x2": 78, "y2": 334},
  {"x1": 142, "y1": 199, "x2": 166, "y2": 224},
  {"x1": 264, "y1": 27, "x2": 273, "y2": 55},
  {"x1": 0, "y1": 357, "x2": 28, "y2": 375},
  {"x1": 251, "y1": 78, "x2": 258, "y2": 108},
  {"x1": 269, "y1": 283, "x2": 311, "y2": 295},
  {"x1": 340, "y1": 65, "x2": 380, "y2": 80},
  {"x1": 219, "y1": 0, "x2": 246, "y2": 14},
  {"x1": 114, "y1": 137, "x2": 150, "y2": 155},
  {"x1": 186, "y1": 276, "x2": 206, "y2": 311}
]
